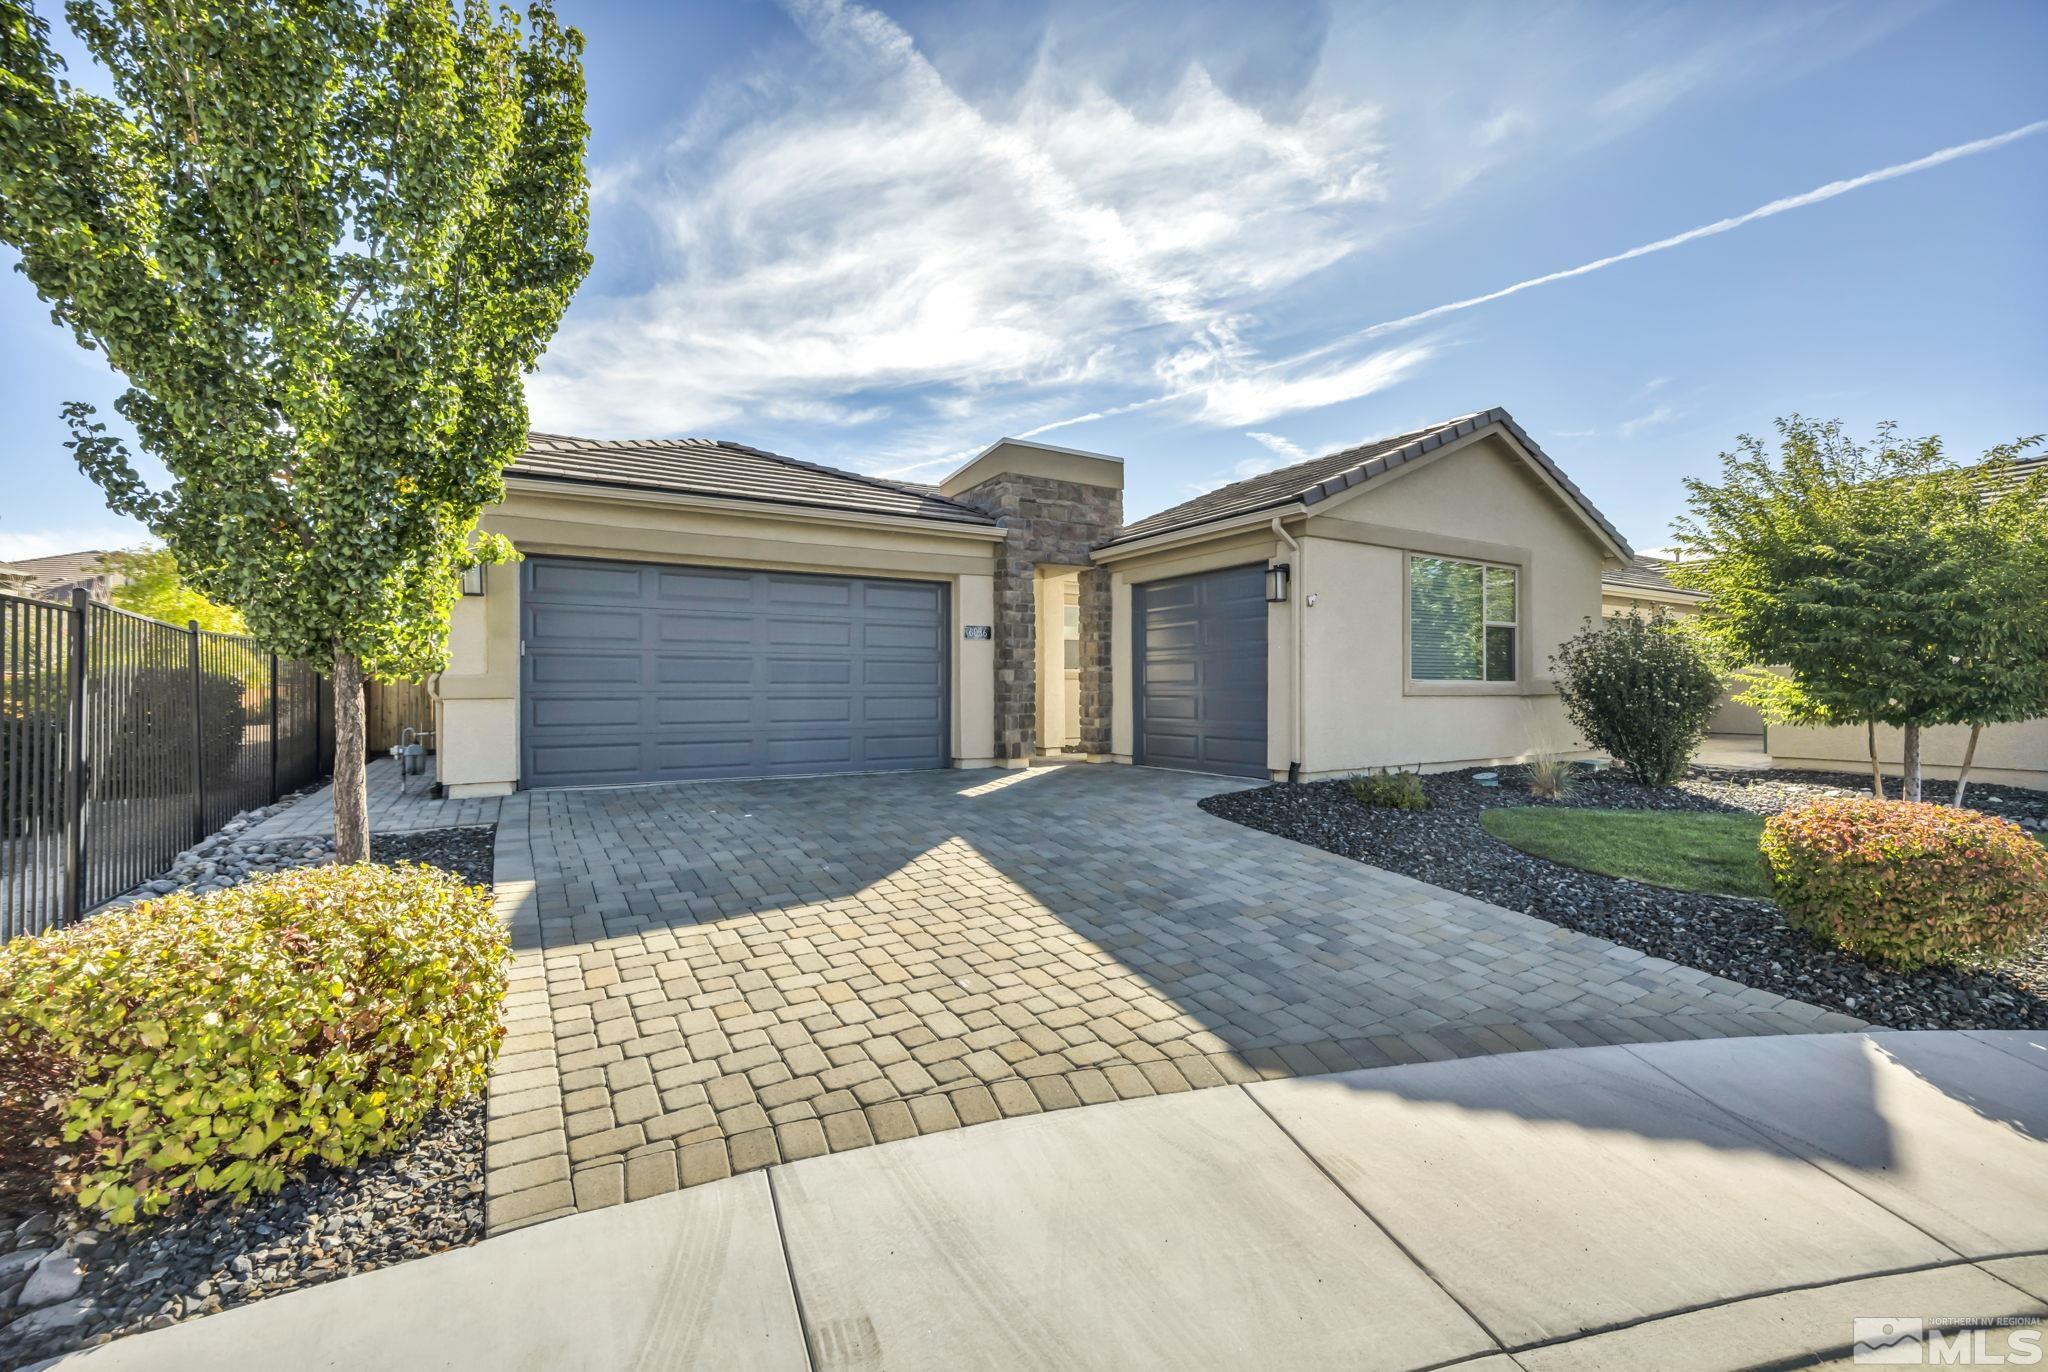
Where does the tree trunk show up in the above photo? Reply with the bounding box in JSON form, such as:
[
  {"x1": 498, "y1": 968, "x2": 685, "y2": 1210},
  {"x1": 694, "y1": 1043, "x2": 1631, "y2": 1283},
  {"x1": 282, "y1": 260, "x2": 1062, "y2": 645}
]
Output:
[
  {"x1": 1901, "y1": 723, "x2": 1923, "y2": 803},
  {"x1": 1953, "y1": 723, "x2": 1982, "y2": 809},
  {"x1": 332, "y1": 649, "x2": 370, "y2": 862},
  {"x1": 1867, "y1": 720, "x2": 1883, "y2": 799}
]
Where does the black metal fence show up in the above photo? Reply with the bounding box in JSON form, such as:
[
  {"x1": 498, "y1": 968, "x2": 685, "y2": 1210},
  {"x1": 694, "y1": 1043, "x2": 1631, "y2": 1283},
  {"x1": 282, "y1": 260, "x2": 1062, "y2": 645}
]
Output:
[{"x1": 1, "y1": 590, "x2": 335, "y2": 940}]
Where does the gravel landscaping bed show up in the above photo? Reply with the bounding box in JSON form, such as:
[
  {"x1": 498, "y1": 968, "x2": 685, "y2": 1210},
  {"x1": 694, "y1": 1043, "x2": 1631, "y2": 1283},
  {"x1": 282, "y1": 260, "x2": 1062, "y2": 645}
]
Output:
[
  {"x1": 0, "y1": 821, "x2": 497, "y2": 1368},
  {"x1": 119, "y1": 815, "x2": 496, "y2": 902},
  {"x1": 1201, "y1": 765, "x2": 2048, "y2": 1032}
]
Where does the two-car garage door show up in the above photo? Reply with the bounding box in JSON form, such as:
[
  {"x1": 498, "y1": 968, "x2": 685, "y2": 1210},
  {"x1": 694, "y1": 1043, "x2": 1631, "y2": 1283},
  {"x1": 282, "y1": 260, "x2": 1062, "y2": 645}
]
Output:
[{"x1": 520, "y1": 557, "x2": 948, "y2": 788}]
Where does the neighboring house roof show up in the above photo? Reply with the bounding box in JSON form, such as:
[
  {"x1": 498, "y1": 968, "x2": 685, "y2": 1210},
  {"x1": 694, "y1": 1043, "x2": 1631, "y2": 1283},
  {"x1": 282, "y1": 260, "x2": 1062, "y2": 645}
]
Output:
[
  {"x1": 10, "y1": 550, "x2": 115, "y2": 584},
  {"x1": 1103, "y1": 407, "x2": 1632, "y2": 556},
  {"x1": 1978, "y1": 452, "x2": 2048, "y2": 502},
  {"x1": 1601, "y1": 554, "x2": 1704, "y2": 599},
  {"x1": 9, "y1": 550, "x2": 121, "y2": 600},
  {"x1": 509, "y1": 433, "x2": 998, "y2": 527}
]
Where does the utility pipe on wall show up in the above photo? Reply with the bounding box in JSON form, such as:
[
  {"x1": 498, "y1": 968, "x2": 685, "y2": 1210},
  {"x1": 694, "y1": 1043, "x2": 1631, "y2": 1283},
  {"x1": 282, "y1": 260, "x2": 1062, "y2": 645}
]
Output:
[{"x1": 1271, "y1": 517, "x2": 1304, "y2": 781}]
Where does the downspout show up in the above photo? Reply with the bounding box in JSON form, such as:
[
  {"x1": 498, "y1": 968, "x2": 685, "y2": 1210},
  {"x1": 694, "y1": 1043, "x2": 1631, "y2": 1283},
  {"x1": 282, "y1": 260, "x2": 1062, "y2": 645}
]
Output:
[{"x1": 1271, "y1": 517, "x2": 1304, "y2": 783}]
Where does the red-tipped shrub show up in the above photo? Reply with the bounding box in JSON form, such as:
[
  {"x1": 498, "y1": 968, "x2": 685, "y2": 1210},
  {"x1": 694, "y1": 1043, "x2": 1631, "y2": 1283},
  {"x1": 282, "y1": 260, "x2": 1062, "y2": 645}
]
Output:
[{"x1": 1761, "y1": 797, "x2": 2048, "y2": 967}]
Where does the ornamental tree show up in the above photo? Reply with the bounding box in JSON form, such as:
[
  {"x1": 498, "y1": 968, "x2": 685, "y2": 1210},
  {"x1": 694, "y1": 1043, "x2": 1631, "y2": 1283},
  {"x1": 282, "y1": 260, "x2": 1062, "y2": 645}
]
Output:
[
  {"x1": 1938, "y1": 473, "x2": 2048, "y2": 806},
  {"x1": 105, "y1": 546, "x2": 245, "y2": 632},
  {"x1": 1670, "y1": 417, "x2": 2047, "y2": 802},
  {"x1": 0, "y1": 0, "x2": 590, "y2": 858}
]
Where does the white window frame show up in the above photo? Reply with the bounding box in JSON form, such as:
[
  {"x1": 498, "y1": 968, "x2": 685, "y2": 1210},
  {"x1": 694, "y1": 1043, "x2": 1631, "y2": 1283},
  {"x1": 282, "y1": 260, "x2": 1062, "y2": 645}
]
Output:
[{"x1": 1405, "y1": 553, "x2": 1521, "y2": 689}]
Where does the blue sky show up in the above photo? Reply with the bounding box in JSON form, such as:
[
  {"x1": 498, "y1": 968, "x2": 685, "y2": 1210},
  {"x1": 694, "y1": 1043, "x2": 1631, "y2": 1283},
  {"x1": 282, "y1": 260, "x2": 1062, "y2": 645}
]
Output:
[{"x1": 3, "y1": 0, "x2": 2044, "y2": 560}]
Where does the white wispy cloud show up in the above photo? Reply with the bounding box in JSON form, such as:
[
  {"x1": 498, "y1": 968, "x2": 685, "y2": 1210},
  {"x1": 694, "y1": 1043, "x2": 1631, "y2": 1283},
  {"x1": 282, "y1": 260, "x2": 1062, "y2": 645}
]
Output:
[
  {"x1": 1186, "y1": 340, "x2": 1436, "y2": 427},
  {"x1": 528, "y1": 0, "x2": 1389, "y2": 440},
  {"x1": 1184, "y1": 431, "x2": 1310, "y2": 495},
  {"x1": 1615, "y1": 405, "x2": 1679, "y2": 438},
  {"x1": 1246, "y1": 431, "x2": 1308, "y2": 461}
]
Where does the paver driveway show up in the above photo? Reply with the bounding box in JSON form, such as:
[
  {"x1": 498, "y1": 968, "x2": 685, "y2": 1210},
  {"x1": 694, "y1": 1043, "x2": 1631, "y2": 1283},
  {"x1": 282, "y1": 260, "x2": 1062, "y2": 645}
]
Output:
[{"x1": 483, "y1": 764, "x2": 1860, "y2": 1231}]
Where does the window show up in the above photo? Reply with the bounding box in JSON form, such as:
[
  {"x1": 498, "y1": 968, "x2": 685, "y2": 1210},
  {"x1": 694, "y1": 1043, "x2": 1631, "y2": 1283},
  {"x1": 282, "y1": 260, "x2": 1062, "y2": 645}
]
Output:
[
  {"x1": 1062, "y1": 603, "x2": 1081, "y2": 671},
  {"x1": 1409, "y1": 556, "x2": 1517, "y2": 682}
]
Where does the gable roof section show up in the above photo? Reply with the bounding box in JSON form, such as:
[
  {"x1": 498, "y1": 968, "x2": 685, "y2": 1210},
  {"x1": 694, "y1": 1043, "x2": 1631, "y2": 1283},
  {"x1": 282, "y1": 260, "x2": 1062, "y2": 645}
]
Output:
[
  {"x1": 1978, "y1": 452, "x2": 2048, "y2": 503},
  {"x1": 10, "y1": 550, "x2": 114, "y2": 580},
  {"x1": 509, "y1": 433, "x2": 997, "y2": 527},
  {"x1": 1104, "y1": 407, "x2": 1632, "y2": 557},
  {"x1": 1601, "y1": 554, "x2": 1703, "y2": 598}
]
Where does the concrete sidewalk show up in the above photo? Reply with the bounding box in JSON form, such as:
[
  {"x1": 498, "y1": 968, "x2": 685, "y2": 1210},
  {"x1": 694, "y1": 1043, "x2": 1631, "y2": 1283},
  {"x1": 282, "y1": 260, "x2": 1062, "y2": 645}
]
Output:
[{"x1": 42, "y1": 1031, "x2": 2048, "y2": 1372}]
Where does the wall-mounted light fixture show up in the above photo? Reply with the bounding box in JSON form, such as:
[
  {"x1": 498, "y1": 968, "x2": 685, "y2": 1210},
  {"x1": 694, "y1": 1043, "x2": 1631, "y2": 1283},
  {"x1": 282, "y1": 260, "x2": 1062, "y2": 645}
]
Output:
[
  {"x1": 460, "y1": 565, "x2": 486, "y2": 596},
  {"x1": 1265, "y1": 563, "x2": 1291, "y2": 603}
]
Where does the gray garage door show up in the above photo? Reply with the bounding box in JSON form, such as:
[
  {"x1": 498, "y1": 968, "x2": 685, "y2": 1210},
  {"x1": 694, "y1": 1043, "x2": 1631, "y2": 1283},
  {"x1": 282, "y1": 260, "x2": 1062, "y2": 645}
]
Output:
[
  {"x1": 1133, "y1": 564, "x2": 1268, "y2": 779},
  {"x1": 521, "y1": 557, "x2": 948, "y2": 788}
]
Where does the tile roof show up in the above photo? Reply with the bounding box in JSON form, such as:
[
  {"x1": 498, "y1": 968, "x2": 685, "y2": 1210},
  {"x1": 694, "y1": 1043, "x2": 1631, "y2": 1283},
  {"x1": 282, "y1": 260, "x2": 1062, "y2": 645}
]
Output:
[
  {"x1": 1104, "y1": 407, "x2": 1632, "y2": 556},
  {"x1": 8, "y1": 550, "x2": 116, "y2": 585},
  {"x1": 1601, "y1": 554, "x2": 1703, "y2": 598},
  {"x1": 509, "y1": 434, "x2": 997, "y2": 527},
  {"x1": 1978, "y1": 452, "x2": 2048, "y2": 502}
]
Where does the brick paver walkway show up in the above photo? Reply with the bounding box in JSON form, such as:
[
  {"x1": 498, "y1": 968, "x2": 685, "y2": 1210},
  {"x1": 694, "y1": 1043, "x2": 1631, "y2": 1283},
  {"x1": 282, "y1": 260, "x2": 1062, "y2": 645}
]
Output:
[
  {"x1": 483, "y1": 764, "x2": 1862, "y2": 1232},
  {"x1": 244, "y1": 757, "x2": 503, "y2": 839}
]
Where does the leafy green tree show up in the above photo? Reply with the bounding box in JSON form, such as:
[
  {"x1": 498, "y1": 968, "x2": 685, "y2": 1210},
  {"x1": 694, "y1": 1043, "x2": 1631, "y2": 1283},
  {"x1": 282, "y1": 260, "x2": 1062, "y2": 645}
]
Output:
[
  {"x1": 1, "y1": 0, "x2": 590, "y2": 858},
  {"x1": 1671, "y1": 417, "x2": 2047, "y2": 802},
  {"x1": 1940, "y1": 476, "x2": 2048, "y2": 806},
  {"x1": 103, "y1": 545, "x2": 245, "y2": 632}
]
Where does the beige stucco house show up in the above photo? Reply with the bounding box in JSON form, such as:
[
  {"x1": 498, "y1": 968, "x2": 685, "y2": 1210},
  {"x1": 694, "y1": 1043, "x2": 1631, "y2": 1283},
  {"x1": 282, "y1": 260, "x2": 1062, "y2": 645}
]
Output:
[
  {"x1": 431, "y1": 407, "x2": 1638, "y2": 795},
  {"x1": 1601, "y1": 552, "x2": 2048, "y2": 789},
  {"x1": 7, "y1": 550, "x2": 126, "y2": 604}
]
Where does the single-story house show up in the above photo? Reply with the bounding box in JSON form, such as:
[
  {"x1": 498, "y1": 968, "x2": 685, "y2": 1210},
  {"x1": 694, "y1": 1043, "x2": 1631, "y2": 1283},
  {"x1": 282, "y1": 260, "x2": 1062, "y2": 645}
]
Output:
[
  {"x1": 6, "y1": 550, "x2": 125, "y2": 604},
  {"x1": 433, "y1": 406, "x2": 1638, "y2": 795}
]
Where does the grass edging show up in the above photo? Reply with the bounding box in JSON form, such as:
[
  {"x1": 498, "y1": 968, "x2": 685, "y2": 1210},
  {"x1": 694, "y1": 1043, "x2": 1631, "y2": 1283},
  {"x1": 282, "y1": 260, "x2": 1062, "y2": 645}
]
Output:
[{"x1": 1479, "y1": 806, "x2": 1772, "y2": 899}]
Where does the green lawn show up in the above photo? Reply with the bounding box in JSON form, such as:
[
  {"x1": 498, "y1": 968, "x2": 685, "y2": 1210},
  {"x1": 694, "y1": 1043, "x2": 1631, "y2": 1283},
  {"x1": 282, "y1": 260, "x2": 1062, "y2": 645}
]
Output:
[{"x1": 1479, "y1": 807, "x2": 1773, "y2": 899}]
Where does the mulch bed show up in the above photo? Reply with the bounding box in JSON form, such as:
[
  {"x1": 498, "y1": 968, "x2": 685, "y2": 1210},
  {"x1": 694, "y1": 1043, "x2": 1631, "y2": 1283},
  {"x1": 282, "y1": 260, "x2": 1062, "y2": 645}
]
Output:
[
  {"x1": 0, "y1": 823, "x2": 497, "y2": 1368},
  {"x1": 1201, "y1": 766, "x2": 2048, "y2": 1032}
]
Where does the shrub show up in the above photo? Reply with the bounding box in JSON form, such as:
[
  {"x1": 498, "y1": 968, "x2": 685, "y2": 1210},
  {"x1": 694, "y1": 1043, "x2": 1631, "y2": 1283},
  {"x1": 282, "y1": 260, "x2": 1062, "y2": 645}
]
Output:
[
  {"x1": 1761, "y1": 797, "x2": 2048, "y2": 967},
  {"x1": 2, "y1": 699, "x2": 67, "y2": 832},
  {"x1": 110, "y1": 666, "x2": 247, "y2": 793},
  {"x1": 1346, "y1": 770, "x2": 1429, "y2": 811},
  {"x1": 1552, "y1": 612, "x2": 1721, "y2": 786},
  {"x1": 0, "y1": 863, "x2": 506, "y2": 1222},
  {"x1": 1523, "y1": 752, "x2": 1576, "y2": 801}
]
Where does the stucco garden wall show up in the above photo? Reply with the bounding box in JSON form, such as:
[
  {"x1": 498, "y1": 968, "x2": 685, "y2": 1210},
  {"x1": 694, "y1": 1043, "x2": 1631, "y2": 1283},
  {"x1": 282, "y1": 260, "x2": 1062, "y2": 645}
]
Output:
[{"x1": 1769, "y1": 718, "x2": 2048, "y2": 789}]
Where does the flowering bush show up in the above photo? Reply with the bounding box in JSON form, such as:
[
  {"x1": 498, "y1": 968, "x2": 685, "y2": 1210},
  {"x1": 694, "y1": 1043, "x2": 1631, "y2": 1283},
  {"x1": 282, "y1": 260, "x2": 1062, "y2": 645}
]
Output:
[
  {"x1": 0, "y1": 863, "x2": 506, "y2": 1222},
  {"x1": 1761, "y1": 797, "x2": 2048, "y2": 967},
  {"x1": 1552, "y1": 612, "x2": 1722, "y2": 786}
]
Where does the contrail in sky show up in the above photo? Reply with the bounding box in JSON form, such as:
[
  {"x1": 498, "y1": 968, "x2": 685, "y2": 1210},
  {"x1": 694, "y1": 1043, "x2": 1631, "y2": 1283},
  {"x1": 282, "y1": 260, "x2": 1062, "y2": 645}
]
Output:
[
  {"x1": 883, "y1": 118, "x2": 2048, "y2": 466},
  {"x1": 1328, "y1": 118, "x2": 2048, "y2": 346}
]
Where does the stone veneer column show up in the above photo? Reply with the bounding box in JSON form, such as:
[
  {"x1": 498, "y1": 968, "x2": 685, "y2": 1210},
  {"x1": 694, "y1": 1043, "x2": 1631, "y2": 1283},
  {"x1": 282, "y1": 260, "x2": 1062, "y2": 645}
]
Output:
[
  {"x1": 948, "y1": 472, "x2": 1121, "y2": 762},
  {"x1": 1078, "y1": 566, "x2": 1112, "y2": 757}
]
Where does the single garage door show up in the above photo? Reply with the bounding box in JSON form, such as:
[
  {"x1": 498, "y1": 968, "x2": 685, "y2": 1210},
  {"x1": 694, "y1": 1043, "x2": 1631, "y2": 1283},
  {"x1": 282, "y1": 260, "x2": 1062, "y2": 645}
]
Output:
[
  {"x1": 1133, "y1": 564, "x2": 1268, "y2": 778},
  {"x1": 521, "y1": 557, "x2": 948, "y2": 787}
]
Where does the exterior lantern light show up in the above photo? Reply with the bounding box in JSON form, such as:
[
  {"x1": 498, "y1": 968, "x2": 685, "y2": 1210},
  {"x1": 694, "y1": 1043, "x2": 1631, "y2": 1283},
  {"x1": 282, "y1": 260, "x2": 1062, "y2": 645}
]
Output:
[
  {"x1": 1265, "y1": 563, "x2": 1291, "y2": 603},
  {"x1": 460, "y1": 564, "x2": 487, "y2": 596}
]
